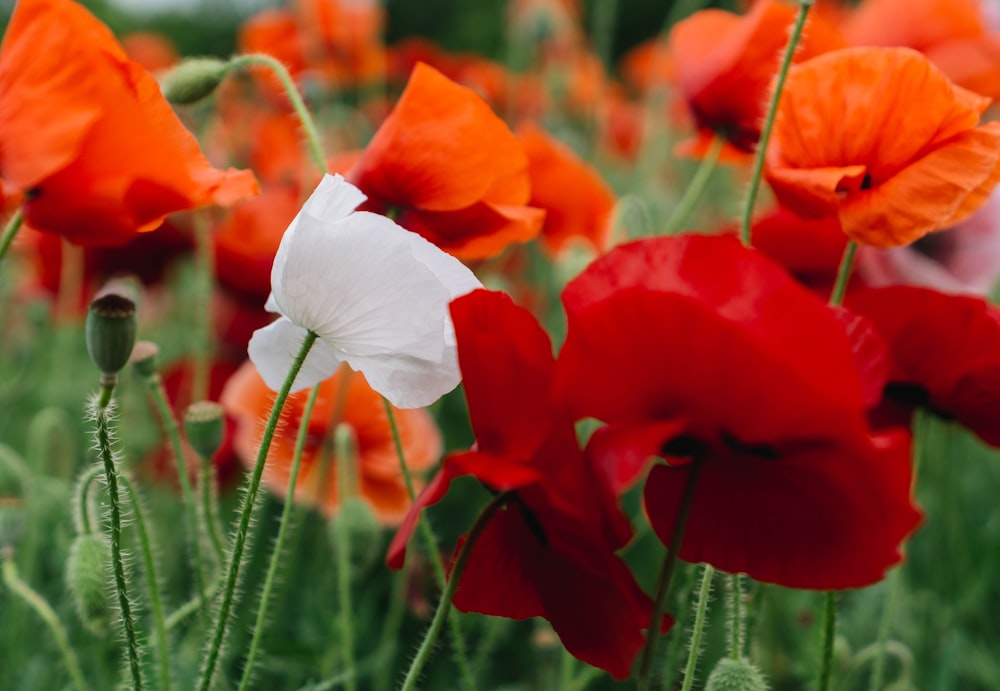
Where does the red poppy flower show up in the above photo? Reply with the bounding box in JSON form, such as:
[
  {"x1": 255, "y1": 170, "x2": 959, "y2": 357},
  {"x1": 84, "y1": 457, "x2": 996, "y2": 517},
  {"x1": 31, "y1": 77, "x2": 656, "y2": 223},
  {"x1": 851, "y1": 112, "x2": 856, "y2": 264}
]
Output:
[
  {"x1": 554, "y1": 235, "x2": 921, "y2": 589},
  {"x1": 0, "y1": 0, "x2": 258, "y2": 247},
  {"x1": 222, "y1": 362, "x2": 441, "y2": 524},
  {"x1": 517, "y1": 122, "x2": 615, "y2": 255},
  {"x1": 668, "y1": 0, "x2": 845, "y2": 160},
  {"x1": 388, "y1": 289, "x2": 659, "y2": 679},
  {"x1": 349, "y1": 62, "x2": 544, "y2": 259},
  {"x1": 765, "y1": 47, "x2": 1000, "y2": 249},
  {"x1": 847, "y1": 286, "x2": 1000, "y2": 447}
]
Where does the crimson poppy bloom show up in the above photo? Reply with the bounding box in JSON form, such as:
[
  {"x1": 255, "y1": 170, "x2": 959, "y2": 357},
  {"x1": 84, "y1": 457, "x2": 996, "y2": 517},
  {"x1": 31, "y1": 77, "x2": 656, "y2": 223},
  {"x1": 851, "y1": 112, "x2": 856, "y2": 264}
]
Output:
[
  {"x1": 847, "y1": 286, "x2": 1000, "y2": 447},
  {"x1": 0, "y1": 0, "x2": 258, "y2": 247},
  {"x1": 388, "y1": 289, "x2": 659, "y2": 679},
  {"x1": 554, "y1": 235, "x2": 921, "y2": 589},
  {"x1": 349, "y1": 62, "x2": 544, "y2": 259},
  {"x1": 668, "y1": 0, "x2": 845, "y2": 160},
  {"x1": 765, "y1": 47, "x2": 1000, "y2": 248},
  {"x1": 222, "y1": 362, "x2": 441, "y2": 523}
]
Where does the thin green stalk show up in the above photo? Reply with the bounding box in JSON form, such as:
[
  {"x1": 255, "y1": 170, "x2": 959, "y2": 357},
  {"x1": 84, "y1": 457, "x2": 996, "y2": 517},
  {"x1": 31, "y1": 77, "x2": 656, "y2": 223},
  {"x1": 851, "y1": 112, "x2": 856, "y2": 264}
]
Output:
[
  {"x1": 74, "y1": 465, "x2": 104, "y2": 536},
  {"x1": 818, "y1": 591, "x2": 838, "y2": 691},
  {"x1": 0, "y1": 208, "x2": 23, "y2": 266},
  {"x1": 739, "y1": 0, "x2": 814, "y2": 247},
  {"x1": 144, "y1": 372, "x2": 206, "y2": 596},
  {"x1": 680, "y1": 564, "x2": 715, "y2": 691},
  {"x1": 191, "y1": 213, "x2": 215, "y2": 403},
  {"x1": 94, "y1": 397, "x2": 144, "y2": 691},
  {"x1": 662, "y1": 135, "x2": 724, "y2": 236},
  {"x1": 227, "y1": 54, "x2": 327, "y2": 174},
  {"x1": 237, "y1": 384, "x2": 322, "y2": 691},
  {"x1": 829, "y1": 241, "x2": 858, "y2": 307},
  {"x1": 662, "y1": 564, "x2": 698, "y2": 688},
  {"x1": 2, "y1": 552, "x2": 90, "y2": 691},
  {"x1": 398, "y1": 492, "x2": 511, "y2": 691},
  {"x1": 372, "y1": 570, "x2": 408, "y2": 691},
  {"x1": 868, "y1": 569, "x2": 900, "y2": 691},
  {"x1": 729, "y1": 573, "x2": 744, "y2": 660},
  {"x1": 334, "y1": 425, "x2": 359, "y2": 691},
  {"x1": 166, "y1": 579, "x2": 222, "y2": 631},
  {"x1": 382, "y1": 397, "x2": 477, "y2": 691},
  {"x1": 198, "y1": 457, "x2": 227, "y2": 566},
  {"x1": 197, "y1": 330, "x2": 319, "y2": 691},
  {"x1": 637, "y1": 458, "x2": 705, "y2": 691},
  {"x1": 118, "y1": 474, "x2": 172, "y2": 691}
]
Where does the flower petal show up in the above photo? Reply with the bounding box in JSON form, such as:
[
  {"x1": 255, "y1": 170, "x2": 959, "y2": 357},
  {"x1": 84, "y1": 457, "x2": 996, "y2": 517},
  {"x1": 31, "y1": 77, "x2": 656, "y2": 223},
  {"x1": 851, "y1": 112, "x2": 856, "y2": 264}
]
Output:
[{"x1": 247, "y1": 316, "x2": 344, "y2": 392}]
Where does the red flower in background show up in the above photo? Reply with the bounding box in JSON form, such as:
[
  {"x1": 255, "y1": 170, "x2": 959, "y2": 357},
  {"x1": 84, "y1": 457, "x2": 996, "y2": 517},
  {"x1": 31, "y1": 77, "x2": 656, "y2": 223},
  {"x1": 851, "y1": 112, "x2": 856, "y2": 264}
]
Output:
[
  {"x1": 0, "y1": 0, "x2": 258, "y2": 246},
  {"x1": 668, "y1": 0, "x2": 845, "y2": 161},
  {"x1": 222, "y1": 362, "x2": 441, "y2": 524},
  {"x1": 555, "y1": 235, "x2": 921, "y2": 589},
  {"x1": 349, "y1": 63, "x2": 544, "y2": 259},
  {"x1": 389, "y1": 290, "x2": 659, "y2": 679},
  {"x1": 847, "y1": 286, "x2": 1000, "y2": 447}
]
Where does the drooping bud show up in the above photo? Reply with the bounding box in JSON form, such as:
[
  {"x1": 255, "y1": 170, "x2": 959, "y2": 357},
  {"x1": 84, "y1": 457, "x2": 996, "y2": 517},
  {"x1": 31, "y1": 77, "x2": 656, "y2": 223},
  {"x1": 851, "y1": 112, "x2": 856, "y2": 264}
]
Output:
[
  {"x1": 162, "y1": 58, "x2": 229, "y2": 105},
  {"x1": 184, "y1": 401, "x2": 225, "y2": 459},
  {"x1": 130, "y1": 340, "x2": 160, "y2": 379},
  {"x1": 85, "y1": 293, "x2": 137, "y2": 377},
  {"x1": 705, "y1": 657, "x2": 769, "y2": 691},
  {"x1": 65, "y1": 533, "x2": 113, "y2": 634}
]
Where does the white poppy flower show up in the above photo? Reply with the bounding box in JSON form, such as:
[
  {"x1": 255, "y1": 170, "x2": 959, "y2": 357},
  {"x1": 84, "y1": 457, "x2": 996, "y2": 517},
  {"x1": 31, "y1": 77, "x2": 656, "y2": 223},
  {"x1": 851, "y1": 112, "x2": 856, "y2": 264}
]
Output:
[{"x1": 248, "y1": 174, "x2": 482, "y2": 408}]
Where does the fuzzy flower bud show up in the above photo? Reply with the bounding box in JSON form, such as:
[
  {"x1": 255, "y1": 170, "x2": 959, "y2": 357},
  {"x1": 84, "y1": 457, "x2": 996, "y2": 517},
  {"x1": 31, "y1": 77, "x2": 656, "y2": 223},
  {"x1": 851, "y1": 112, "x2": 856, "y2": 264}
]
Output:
[
  {"x1": 65, "y1": 533, "x2": 113, "y2": 634},
  {"x1": 705, "y1": 657, "x2": 770, "y2": 691},
  {"x1": 184, "y1": 401, "x2": 225, "y2": 459},
  {"x1": 85, "y1": 293, "x2": 137, "y2": 377},
  {"x1": 162, "y1": 57, "x2": 228, "y2": 105}
]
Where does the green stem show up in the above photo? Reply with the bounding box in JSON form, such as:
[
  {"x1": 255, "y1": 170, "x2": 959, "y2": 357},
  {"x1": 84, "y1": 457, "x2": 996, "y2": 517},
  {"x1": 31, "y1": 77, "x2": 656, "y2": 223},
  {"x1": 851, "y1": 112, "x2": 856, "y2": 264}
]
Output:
[
  {"x1": 94, "y1": 398, "x2": 144, "y2": 691},
  {"x1": 637, "y1": 458, "x2": 705, "y2": 691},
  {"x1": 0, "y1": 208, "x2": 24, "y2": 266},
  {"x1": 662, "y1": 135, "x2": 724, "y2": 236},
  {"x1": 383, "y1": 397, "x2": 477, "y2": 691},
  {"x1": 118, "y1": 474, "x2": 172, "y2": 691},
  {"x1": 334, "y1": 425, "x2": 359, "y2": 691},
  {"x1": 680, "y1": 564, "x2": 715, "y2": 691},
  {"x1": 829, "y1": 240, "x2": 858, "y2": 307},
  {"x1": 166, "y1": 579, "x2": 222, "y2": 631},
  {"x1": 868, "y1": 569, "x2": 899, "y2": 691},
  {"x1": 197, "y1": 330, "x2": 319, "y2": 691},
  {"x1": 2, "y1": 552, "x2": 91, "y2": 691},
  {"x1": 191, "y1": 213, "x2": 215, "y2": 403},
  {"x1": 145, "y1": 372, "x2": 206, "y2": 596},
  {"x1": 198, "y1": 456, "x2": 227, "y2": 566},
  {"x1": 398, "y1": 491, "x2": 511, "y2": 691},
  {"x1": 73, "y1": 465, "x2": 104, "y2": 536},
  {"x1": 729, "y1": 573, "x2": 744, "y2": 660},
  {"x1": 237, "y1": 384, "x2": 322, "y2": 691},
  {"x1": 739, "y1": 0, "x2": 814, "y2": 247},
  {"x1": 662, "y1": 564, "x2": 697, "y2": 689},
  {"x1": 818, "y1": 591, "x2": 838, "y2": 691},
  {"x1": 372, "y1": 570, "x2": 408, "y2": 691},
  {"x1": 227, "y1": 54, "x2": 328, "y2": 175}
]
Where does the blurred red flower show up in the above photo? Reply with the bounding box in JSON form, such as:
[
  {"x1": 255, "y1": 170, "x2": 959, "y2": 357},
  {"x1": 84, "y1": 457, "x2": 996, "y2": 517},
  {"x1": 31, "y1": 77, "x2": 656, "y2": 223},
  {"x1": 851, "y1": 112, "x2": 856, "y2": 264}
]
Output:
[
  {"x1": 389, "y1": 289, "x2": 659, "y2": 678},
  {"x1": 554, "y1": 235, "x2": 921, "y2": 589},
  {"x1": 0, "y1": 0, "x2": 257, "y2": 247}
]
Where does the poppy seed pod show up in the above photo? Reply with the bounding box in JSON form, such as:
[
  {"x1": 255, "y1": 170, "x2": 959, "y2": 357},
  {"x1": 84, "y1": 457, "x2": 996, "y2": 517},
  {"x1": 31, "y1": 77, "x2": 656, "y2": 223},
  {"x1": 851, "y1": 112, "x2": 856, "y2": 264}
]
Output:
[
  {"x1": 162, "y1": 57, "x2": 229, "y2": 105},
  {"x1": 130, "y1": 340, "x2": 160, "y2": 378},
  {"x1": 184, "y1": 401, "x2": 225, "y2": 459},
  {"x1": 705, "y1": 657, "x2": 769, "y2": 691},
  {"x1": 85, "y1": 293, "x2": 137, "y2": 377}
]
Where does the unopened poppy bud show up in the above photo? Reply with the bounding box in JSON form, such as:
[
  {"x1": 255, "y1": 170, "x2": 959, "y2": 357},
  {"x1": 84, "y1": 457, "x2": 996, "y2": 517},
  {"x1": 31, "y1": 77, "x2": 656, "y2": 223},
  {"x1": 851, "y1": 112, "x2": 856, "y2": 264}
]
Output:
[
  {"x1": 328, "y1": 497, "x2": 382, "y2": 576},
  {"x1": 85, "y1": 293, "x2": 137, "y2": 377},
  {"x1": 65, "y1": 533, "x2": 113, "y2": 634},
  {"x1": 705, "y1": 657, "x2": 769, "y2": 691},
  {"x1": 162, "y1": 57, "x2": 228, "y2": 105},
  {"x1": 184, "y1": 401, "x2": 225, "y2": 459},
  {"x1": 0, "y1": 497, "x2": 25, "y2": 551},
  {"x1": 130, "y1": 340, "x2": 160, "y2": 378}
]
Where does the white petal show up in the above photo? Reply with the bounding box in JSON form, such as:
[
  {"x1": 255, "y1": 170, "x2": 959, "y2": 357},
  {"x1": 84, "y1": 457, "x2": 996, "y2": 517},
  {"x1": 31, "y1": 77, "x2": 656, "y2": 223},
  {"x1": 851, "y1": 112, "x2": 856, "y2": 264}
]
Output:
[
  {"x1": 248, "y1": 317, "x2": 344, "y2": 393},
  {"x1": 342, "y1": 342, "x2": 461, "y2": 409}
]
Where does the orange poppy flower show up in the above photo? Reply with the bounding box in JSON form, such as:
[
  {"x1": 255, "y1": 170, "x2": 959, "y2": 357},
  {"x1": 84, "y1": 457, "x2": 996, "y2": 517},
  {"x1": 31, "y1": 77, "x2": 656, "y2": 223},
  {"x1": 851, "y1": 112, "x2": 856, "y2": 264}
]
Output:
[
  {"x1": 518, "y1": 122, "x2": 615, "y2": 255},
  {"x1": 668, "y1": 0, "x2": 845, "y2": 161},
  {"x1": 349, "y1": 62, "x2": 544, "y2": 259},
  {"x1": 765, "y1": 47, "x2": 1000, "y2": 249},
  {"x1": 120, "y1": 31, "x2": 178, "y2": 74},
  {"x1": 0, "y1": 0, "x2": 257, "y2": 247},
  {"x1": 222, "y1": 361, "x2": 441, "y2": 524},
  {"x1": 295, "y1": 0, "x2": 386, "y2": 86},
  {"x1": 843, "y1": 0, "x2": 1000, "y2": 99}
]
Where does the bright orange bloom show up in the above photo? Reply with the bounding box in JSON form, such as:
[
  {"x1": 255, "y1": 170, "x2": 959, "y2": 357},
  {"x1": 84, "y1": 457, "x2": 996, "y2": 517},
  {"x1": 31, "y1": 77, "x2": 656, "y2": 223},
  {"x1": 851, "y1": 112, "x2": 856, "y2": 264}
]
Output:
[
  {"x1": 295, "y1": 0, "x2": 386, "y2": 86},
  {"x1": 518, "y1": 122, "x2": 615, "y2": 255},
  {"x1": 222, "y1": 362, "x2": 441, "y2": 524},
  {"x1": 0, "y1": 0, "x2": 257, "y2": 247},
  {"x1": 120, "y1": 31, "x2": 179, "y2": 74},
  {"x1": 843, "y1": 0, "x2": 1000, "y2": 99},
  {"x1": 766, "y1": 47, "x2": 1000, "y2": 249},
  {"x1": 669, "y1": 0, "x2": 845, "y2": 160},
  {"x1": 349, "y1": 62, "x2": 544, "y2": 259}
]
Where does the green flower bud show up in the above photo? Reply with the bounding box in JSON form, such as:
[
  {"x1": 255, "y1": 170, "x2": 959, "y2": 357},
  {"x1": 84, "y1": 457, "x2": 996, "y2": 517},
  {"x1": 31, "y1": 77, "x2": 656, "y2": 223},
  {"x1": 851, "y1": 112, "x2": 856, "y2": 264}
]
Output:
[
  {"x1": 162, "y1": 58, "x2": 229, "y2": 105},
  {"x1": 184, "y1": 401, "x2": 225, "y2": 459},
  {"x1": 705, "y1": 657, "x2": 769, "y2": 691},
  {"x1": 65, "y1": 533, "x2": 113, "y2": 634},
  {"x1": 85, "y1": 293, "x2": 137, "y2": 377},
  {"x1": 328, "y1": 497, "x2": 382, "y2": 577},
  {"x1": 130, "y1": 340, "x2": 160, "y2": 378}
]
